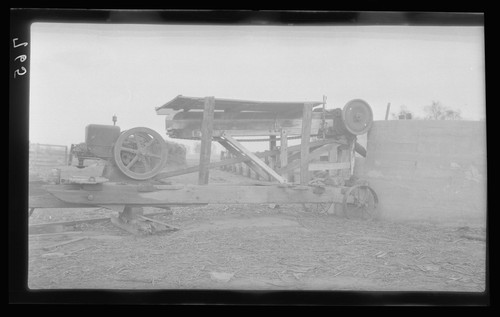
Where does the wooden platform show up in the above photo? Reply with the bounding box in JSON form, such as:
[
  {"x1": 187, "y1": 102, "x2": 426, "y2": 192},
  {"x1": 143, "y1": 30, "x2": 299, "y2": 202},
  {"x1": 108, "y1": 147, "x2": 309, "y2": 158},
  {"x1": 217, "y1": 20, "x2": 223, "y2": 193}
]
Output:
[{"x1": 156, "y1": 95, "x2": 324, "y2": 114}]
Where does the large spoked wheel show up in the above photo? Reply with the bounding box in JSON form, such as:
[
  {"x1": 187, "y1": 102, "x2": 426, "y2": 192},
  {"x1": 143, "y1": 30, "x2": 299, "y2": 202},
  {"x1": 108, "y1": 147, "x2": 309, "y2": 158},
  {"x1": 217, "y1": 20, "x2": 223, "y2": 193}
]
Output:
[
  {"x1": 343, "y1": 184, "x2": 379, "y2": 220},
  {"x1": 113, "y1": 127, "x2": 168, "y2": 180}
]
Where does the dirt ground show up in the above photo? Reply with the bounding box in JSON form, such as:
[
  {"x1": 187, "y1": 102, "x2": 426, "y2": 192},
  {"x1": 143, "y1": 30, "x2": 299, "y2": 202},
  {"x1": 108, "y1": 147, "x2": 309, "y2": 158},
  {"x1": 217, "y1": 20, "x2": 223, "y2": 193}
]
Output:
[{"x1": 28, "y1": 176, "x2": 487, "y2": 292}]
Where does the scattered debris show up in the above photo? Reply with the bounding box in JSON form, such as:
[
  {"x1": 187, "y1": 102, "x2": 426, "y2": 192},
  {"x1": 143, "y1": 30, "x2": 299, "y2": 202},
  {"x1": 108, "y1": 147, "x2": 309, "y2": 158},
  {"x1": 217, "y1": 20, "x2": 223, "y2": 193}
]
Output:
[
  {"x1": 459, "y1": 234, "x2": 486, "y2": 242},
  {"x1": 139, "y1": 215, "x2": 180, "y2": 231},
  {"x1": 423, "y1": 264, "x2": 440, "y2": 272},
  {"x1": 28, "y1": 203, "x2": 486, "y2": 292},
  {"x1": 209, "y1": 271, "x2": 234, "y2": 283}
]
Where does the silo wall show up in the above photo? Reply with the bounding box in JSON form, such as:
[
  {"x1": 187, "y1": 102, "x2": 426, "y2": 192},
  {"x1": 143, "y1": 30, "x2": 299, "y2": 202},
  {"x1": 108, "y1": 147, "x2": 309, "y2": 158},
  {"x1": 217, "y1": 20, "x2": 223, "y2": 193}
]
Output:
[{"x1": 356, "y1": 120, "x2": 487, "y2": 225}]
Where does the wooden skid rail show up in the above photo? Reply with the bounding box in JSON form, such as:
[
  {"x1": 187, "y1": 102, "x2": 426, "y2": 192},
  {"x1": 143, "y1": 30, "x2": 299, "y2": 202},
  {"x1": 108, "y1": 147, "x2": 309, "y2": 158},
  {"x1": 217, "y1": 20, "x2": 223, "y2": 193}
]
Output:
[{"x1": 45, "y1": 183, "x2": 348, "y2": 206}]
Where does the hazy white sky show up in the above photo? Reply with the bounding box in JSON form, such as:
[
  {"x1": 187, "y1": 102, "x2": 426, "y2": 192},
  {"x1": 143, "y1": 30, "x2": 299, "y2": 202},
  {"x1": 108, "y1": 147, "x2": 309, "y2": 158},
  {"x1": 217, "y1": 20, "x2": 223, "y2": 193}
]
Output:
[{"x1": 29, "y1": 23, "x2": 485, "y2": 148}]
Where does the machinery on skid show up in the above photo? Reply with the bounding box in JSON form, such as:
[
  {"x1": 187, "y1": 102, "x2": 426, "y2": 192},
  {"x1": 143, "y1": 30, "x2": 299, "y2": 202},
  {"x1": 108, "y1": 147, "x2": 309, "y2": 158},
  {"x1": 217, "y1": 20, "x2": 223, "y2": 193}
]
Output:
[{"x1": 29, "y1": 95, "x2": 378, "y2": 235}]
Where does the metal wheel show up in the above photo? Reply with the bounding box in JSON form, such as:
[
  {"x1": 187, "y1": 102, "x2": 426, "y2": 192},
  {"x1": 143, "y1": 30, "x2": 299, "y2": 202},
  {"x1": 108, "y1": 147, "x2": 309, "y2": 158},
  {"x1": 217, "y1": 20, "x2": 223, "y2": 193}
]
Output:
[
  {"x1": 113, "y1": 127, "x2": 168, "y2": 180},
  {"x1": 343, "y1": 184, "x2": 379, "y2": 220},
  {"x1": 342, "y1": 99, "x2": 373, "y2": 135}
]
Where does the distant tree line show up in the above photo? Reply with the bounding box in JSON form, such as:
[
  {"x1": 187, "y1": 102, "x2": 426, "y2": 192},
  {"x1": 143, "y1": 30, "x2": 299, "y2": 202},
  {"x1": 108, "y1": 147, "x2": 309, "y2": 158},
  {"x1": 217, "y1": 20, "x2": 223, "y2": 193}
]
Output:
[{"x1": 391, "y1": 101, "x2": 462, "y2": 120}]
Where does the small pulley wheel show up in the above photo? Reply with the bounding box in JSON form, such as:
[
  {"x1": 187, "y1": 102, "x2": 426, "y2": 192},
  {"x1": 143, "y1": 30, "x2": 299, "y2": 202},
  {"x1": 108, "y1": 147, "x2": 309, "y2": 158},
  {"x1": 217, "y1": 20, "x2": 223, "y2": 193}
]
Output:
[
  {"x1": 342, "y1": 99, "x2": 373, "y2": 135},
  {"x1": 113, "y1": 127, "x2": 168, "y2": 180},
  {"x1": 343, "y1": 184, "x2": 379, "y2": 220}
]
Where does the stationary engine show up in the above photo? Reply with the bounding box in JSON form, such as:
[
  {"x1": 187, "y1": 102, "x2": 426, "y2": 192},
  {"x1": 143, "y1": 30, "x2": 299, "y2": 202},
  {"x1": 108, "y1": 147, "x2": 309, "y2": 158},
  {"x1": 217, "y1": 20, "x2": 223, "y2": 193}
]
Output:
[
  {"x1": 69, "y1": 124, "x2": 168, "y2": 180},
  {"x1": 69, "y1": 124, "x2": 121, "y2": 166}
]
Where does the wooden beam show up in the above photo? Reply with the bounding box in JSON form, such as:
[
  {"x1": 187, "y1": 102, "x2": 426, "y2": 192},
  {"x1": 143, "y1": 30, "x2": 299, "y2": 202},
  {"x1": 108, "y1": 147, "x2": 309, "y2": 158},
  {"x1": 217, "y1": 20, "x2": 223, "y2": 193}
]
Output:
[
  {"x1": 300, "y1": 103, "x2": 313, "y2": 184},
  {"x1": 213, "y1": 130, "x2": 281, "y2": 137},
  {"x1": 198, "y1": 96, "x2": 215, "y2": 185},
  {"x1": 222, "y1": 134, "x2": 286, "y2": 184},
  {"x1": 166, "y1": 112, "x2": 328, "y2": 136},
  {"x1": 29, "y1": 192, "x2": 92, "y2": 209},
  {"x1": 155, "y1": 146, "x2": 283, "y2": 180},
  {"x1": 153, "y1": 139, "x2": 343, "y2": 181},
  {"x1": 308, "y1": 162, "x2": 351, "y2": 171},
  {"x1": 278, "y1": 143, "x2": 335, "y2": 174},
  {"x1": 218, "y1": 138, "x2": 273, "y2": 181},
  {"x1": 155, "y1": 157, "x2": 240, "y2": 179}
]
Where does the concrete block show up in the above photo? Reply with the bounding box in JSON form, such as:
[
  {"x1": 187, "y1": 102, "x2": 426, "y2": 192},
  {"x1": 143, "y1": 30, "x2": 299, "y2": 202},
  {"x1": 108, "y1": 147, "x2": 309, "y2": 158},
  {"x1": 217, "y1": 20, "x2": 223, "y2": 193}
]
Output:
[{"x1": 361, "y1": 120, "x2": 486, "y2": 224}]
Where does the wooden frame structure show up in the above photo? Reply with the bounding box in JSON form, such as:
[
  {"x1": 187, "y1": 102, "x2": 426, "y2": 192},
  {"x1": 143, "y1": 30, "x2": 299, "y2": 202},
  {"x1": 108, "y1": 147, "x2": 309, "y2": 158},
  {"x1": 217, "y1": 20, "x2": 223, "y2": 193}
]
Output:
[
  {"x1": 30, "y1": 95, "x2": 378, "y2": 235},
  {"x1": 172, "y1": 96, "x2": 357, "y2": 187}
]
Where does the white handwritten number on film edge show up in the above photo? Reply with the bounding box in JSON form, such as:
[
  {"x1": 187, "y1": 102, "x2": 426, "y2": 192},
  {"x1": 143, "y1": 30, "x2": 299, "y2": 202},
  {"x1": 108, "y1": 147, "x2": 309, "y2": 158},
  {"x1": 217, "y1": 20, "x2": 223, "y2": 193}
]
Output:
[{"x1": 12, "y1": 38, "x2": 28, "y2": 78}]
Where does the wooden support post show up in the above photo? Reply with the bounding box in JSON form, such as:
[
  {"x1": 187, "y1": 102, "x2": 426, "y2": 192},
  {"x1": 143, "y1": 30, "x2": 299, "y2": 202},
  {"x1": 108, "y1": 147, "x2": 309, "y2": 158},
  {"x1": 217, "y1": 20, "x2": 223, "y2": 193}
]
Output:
[
  {"x1": 385, "y1": 102, "x2": 391, "y2": 121},
  {"x1": 349, "y1": 139, "x2": 356, "y2": 176},
  {"x1": 339, "y1": 141, "x2": 354, "y2": 180},
  {"x1": 328, "y1": 144, "x2": 339, "y2": 177},
  {"x1": 198, "y1": 96, "x2": 215, "y2": 185},
  {"x1": 228, "y1": 153, "x2": 233, "y2": 172},
  {"x1": 220, "y1": 151, "x2": 225, "y2": 171},
  {"x1": 269, "y1": 135, "x2": 277, "y2": 181},
  {"x1": 119, "y1": 206, "x2": 144, "y2": 220},
  {"x1": 300, "y1": 103, "x2": 313, "y2": 185},
  {"x1": 64, "y1": 145, "x2": 68, "y2": 167},
  {"x1": 279, "y1": 129, "x2": 289, "y2": 182}
]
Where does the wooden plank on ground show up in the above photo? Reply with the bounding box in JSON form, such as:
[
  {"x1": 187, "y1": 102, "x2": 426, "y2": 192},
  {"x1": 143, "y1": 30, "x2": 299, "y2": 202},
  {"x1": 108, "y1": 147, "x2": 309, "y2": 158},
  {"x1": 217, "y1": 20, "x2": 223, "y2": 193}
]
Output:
[
  {"x1": 42, "y1": 237, "x2": 87, "y2": 251},
  {"x1": 28, "y1": 210, "x2": 172, "y2": 234},
  {"x1": 139, "y1": 215, "x2": 179, "y2": 231}
]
